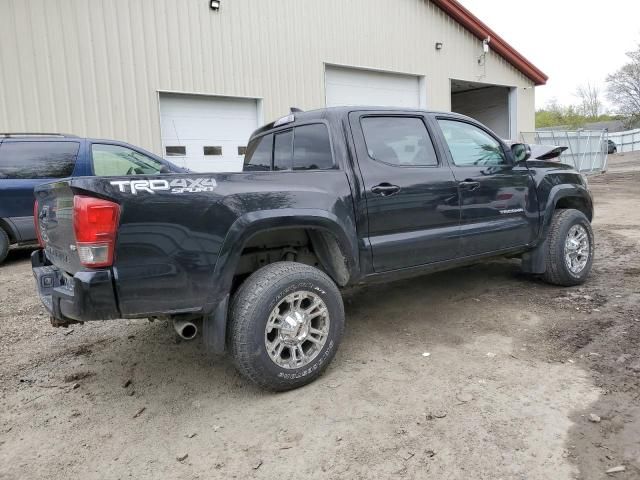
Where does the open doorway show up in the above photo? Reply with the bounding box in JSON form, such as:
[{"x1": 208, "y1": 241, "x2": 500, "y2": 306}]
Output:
[{"x1": 450, "y1": 80, "x2": 515, "y2": 140}]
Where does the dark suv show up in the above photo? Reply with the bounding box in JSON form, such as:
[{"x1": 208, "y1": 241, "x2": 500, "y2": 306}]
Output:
[{"x1": 0, "y1": 134, "x2": 185, "y2": 264}]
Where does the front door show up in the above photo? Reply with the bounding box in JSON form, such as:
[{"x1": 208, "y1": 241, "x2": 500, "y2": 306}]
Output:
[
  {"x1": 434, "y1": 117, "x2": 537, "y2": 255},
  {"x1": 350, "y1": 112, "x2": 460, "y2": 272}
]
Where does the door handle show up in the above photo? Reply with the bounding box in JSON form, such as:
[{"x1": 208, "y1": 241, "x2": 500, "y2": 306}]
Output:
[
  {"x1": 371, "y1": 183, "x2": 401, "y2": 196},
  {"x1": 459, "y1": 180, "x2": 480, "y2": 191}
]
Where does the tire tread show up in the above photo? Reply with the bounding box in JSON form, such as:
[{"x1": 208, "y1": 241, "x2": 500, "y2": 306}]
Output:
[
  {"x1": 0, "y1": 227, "x2": 9, "y2": 265},
  {"x1": 542, "y1": 208, "x2": 593, "y2": 286},
  {"x1": 229, "y1": 261, "x2": 344, "y2": 391}
]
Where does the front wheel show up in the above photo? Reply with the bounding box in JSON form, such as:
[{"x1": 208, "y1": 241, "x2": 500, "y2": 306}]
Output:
[
  {"x1": 542, "y1": 209, "x2": 594, "y2": 286},
  {"x1": 229, "y1": 262, "x2": 345, "y2": 391}
]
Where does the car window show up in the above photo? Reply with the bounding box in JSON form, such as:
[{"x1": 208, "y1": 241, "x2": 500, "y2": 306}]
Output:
[
  {"x1": 273, "y1": 130, "x2": 293, "y2": 171},
  {"x1": 243, "y1": 134, "x2": 273, "y2": 171},
  {"x1": 0, "y1": 141, "x2": 79, "y2": 179},
  {"x1": 293, "y1": 124, "x2": 334, "y2": 170},
  {"x1": 91, "y1": 144, "x2": 167, "y2": 176},
  {"x1": 360, "y1": 116, "x2": 438, "y2": 167},
  {"x1": 437, "y1": 119, "x2": 506, "y2": 166}
]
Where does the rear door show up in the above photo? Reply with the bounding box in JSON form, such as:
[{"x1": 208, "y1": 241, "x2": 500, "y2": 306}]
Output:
[
  {"x1": 432, "y1": 117, "x2": 537, "y2": 255},
  {"x1": 0, "y1": 140, "x2": 81, "y2": 241},
  {"x1": 349, "y1": 111, "x2": 460, "y2": 271}
]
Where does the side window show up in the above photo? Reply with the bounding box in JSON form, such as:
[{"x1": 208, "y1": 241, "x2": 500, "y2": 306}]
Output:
[
  {"x1": 0, "y1": 141, "x2": 79, "y2": 179},
  {"x1": 273, "y1": 130, "x2": 293, "y2": 171},
  {"x1": 243, "y1": 134, "x2": 273, "y2": 171},
  {"x1": 360, "y1": 117, "x2": 438, "y2": 167},
  {"x1": 91, "y1": 144, "x2": 167, "y2": 176},
  {"x1": 437, "y1": 119, "x2": 507, "y2": 166},
  {"x1": 293, "y1": 124, "x2": 334, "y2": 170}
]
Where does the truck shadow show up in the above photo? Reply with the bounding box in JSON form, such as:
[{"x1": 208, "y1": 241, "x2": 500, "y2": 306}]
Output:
[
  {"x1": 49, "y1": 257, "x2": 548, "y2": 396},
  {"x1": 12, "y1": 255, "x2": 609, "y2": 479}
]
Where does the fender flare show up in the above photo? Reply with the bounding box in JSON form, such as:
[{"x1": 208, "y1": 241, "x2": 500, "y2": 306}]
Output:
[
  {"x1": 204, "y1": 208, "x2": 359, "y2": 353},
  {"x1": 540, "y1": 185, "x2": 593, "y2": 238},
  {"x1": 522, "y1": 184, "x2": 593, "y2": 274}
]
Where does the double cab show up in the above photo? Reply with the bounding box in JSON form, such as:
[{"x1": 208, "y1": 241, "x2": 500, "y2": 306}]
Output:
[{"x1": 32, "y1": 108, "x2": 594, "y2": 390}]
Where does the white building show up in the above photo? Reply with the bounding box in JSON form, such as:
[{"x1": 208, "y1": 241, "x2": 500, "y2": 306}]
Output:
[{"x1": 0, "y1": 0, "x2": 547, "y2": 172}]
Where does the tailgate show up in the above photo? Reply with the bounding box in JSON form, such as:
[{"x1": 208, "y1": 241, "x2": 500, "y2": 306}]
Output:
[{"x1": 35, "y1": 180, "x2": 83, "y2": 274}]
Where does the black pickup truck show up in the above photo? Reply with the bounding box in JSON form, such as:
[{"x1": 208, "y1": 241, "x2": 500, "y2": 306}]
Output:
[{"x1": 32, "y1": 107, "x2": 594, "y2": 391}]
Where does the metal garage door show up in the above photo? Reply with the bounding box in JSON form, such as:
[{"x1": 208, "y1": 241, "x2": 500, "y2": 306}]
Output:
[
  {"x1": 159, "y1": 93, "x2": 259, "y2": 172},
  {"x1": 325, "y1": 66, "x2": 422, "y2": 108}
]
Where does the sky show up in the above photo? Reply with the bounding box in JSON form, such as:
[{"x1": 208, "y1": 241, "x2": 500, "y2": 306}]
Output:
[{"x1": 458, "y1": 0, "x2": 640, "y2": 112}]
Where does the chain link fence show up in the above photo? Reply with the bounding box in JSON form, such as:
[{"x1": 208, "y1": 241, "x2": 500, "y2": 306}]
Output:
[{"x1": 521, "y1": 130, "x2": 608, "y2": 174}]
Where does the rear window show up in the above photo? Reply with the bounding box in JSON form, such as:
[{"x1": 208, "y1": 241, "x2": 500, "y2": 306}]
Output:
[
  {"x1": 293, "y1": 124, "x2": 333, "y2": 170},
  {"x1": 273, "y1": 130, "x2": 293, "y2": 171},
  {"x1": 0, "y1": 141, "x2": 79, "y2": 179},
  {"x1": 242, "y1": 123, "x2": 334, "y2": 172},
  {"x1": 243, "y1": 134, "x2": 273, "y2": 171},
  {"x1": 361, "y1": 117, "x2": 438, "y2": 167}
]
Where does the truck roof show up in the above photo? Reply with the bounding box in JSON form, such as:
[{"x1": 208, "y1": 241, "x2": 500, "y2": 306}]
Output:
[{"x1": 251, "y1": 106, "x2": 471, "y2": 139}]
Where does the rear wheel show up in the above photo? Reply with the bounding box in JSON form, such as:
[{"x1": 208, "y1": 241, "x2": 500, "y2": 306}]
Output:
[
  {"x1": 542, "y1": 209, "x2": 594, "y2": 286},
  {"x1": 229, "y1": 262, "x2": 345, "y2": 391},
  {"x1": 0, "y1": 227, "x2": 9, "y2": 265}
]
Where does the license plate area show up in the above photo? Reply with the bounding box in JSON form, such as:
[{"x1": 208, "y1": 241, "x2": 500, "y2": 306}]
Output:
[
  {"x1": 60, "y1": 271, "x2": 75, "y2": 295},
  {"x1": 34, "y1": 265, "x2": 60, "y2": 294}
]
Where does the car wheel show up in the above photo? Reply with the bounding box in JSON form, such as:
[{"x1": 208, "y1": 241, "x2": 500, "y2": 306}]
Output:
[
  {"x1": 542, "y1": 209, "x2": 594, "y2": 286},
  {"x1": 229, "y1": 261, "x2": 345, "y2": 391},
  {"x1": 0, "y1": 227, "x2": 9, "y2": 265}
]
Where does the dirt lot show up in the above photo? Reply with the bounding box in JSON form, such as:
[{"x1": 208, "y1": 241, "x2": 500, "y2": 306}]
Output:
[{"x1": 1, "y1": 154, "x2": 639, "y2": 480}]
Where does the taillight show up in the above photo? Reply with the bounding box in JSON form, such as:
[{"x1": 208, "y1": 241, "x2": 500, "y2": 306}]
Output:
[
  {"x1": 33, "y1": 200, "x2": 44, "y2": 247},
  {"x1": 73, "y1": 196, "x2": 120, "y2": 268}
]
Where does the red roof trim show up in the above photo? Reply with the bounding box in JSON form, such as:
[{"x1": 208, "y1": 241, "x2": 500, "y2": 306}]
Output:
[{"x1": 430, "y1": 0, "x2": 548, "y2": 86}]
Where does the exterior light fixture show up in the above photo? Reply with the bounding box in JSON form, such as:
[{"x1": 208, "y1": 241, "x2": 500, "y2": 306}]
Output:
[
  {"x1": 210, "y1": 0, "x2": 221, "y2": 10},
  {"x1": 482, "y1": 36, "x2": 491, "y2": 53},
  {"x1": 478, "y1": 36, "x2": 491, "y2": 65},
  {"x1": 435, "y1": 42, "x2": 443, "y2": 50}
]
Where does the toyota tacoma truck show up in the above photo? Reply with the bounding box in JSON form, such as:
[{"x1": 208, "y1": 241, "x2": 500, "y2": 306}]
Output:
[{"x1": 32, "y1": 107, "x2": 594, "y2": 391}]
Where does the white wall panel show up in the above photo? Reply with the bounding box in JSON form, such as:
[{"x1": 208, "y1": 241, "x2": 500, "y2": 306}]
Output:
[{"x1": 0, "y1": 0, "x2": 536, "y2": 154}]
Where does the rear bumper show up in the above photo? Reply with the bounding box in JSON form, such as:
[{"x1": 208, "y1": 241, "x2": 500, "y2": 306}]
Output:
[{"x1": 31, "y1": 249, "x2": 121, "y2": 323}]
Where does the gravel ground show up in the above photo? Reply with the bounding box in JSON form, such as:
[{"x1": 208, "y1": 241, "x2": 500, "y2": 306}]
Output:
[{"x1": 0, "y1": 154, "x2": 639, "y2": 479}]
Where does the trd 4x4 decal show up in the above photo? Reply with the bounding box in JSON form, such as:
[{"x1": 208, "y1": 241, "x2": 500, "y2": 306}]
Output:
[{"x1": 110, "y1": 178, "x2": 217, "y2": 195}]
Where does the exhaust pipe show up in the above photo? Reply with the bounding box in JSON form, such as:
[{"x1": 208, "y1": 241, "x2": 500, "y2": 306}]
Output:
[{"x1": 173, "y1": 319, "x2": 198, "y2": 340}]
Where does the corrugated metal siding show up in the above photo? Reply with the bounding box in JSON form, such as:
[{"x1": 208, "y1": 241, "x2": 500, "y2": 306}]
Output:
[{"x1": 0, "y1": 0, "x2": 535, "y2": 154}]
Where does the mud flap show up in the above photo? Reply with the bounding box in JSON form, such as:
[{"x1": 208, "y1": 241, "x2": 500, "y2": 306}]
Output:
[
  {"x1": 521, "y1": 240, "x2": 548, "y2": 274},
  {"x1": 203, "y1": 294, "x2": 229, "y2": 354}
]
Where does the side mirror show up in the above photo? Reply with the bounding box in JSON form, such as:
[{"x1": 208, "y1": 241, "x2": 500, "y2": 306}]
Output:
[{"x1": 511, "y1": 143, "x2": 531, "y2": 163}]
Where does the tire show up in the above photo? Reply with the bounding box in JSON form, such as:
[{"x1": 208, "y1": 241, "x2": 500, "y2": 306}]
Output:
[
  {"x1": 0, "y1": 227, "x2": 9, "y2": 265},
  {"x1": 542, "y1": 209, "x2": 594, "y2": 286},
  {"x1": 229, "y1": 261, "x2": 345, "y2": 391}
]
